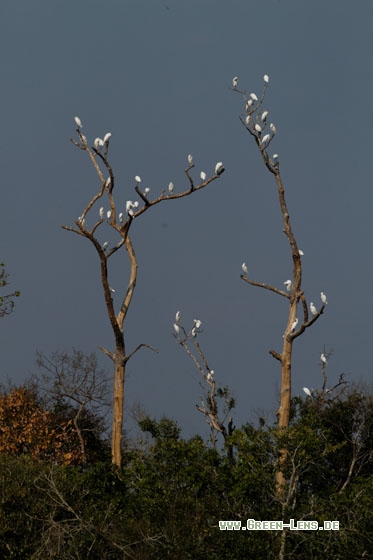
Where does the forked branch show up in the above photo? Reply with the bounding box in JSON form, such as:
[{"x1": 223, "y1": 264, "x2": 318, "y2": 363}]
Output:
[{"x1": 172, "y1": 313, "x2": 235, "y2": 445}]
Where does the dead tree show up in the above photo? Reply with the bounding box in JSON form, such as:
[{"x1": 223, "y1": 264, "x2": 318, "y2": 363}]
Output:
[
  {"x1": 35, "y1": 349, "x2": 109, "y2": 464},
  {"x1": 63, "y1": 120, "x2": 225, "y2": 466},
  {"x1": 232, "y1": 75, "x2": 327, "y2": 495},
  {"x1": 172, "y1": 312, "x2": 235, "y2": 449}
]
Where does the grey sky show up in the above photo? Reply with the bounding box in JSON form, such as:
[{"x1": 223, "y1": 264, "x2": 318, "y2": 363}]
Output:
[{"x1": 1, "y1": 0, "x2": 372, "y2": 437}]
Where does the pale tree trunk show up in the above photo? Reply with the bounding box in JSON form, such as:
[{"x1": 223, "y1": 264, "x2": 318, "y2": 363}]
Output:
[
  {"x1": 110, "y1": 235, "x2": 137, "y2": 468},
  {"x1": 276, "y1": 338, "x2": 293, "y2": 493},
  {"x1": 112, "y1": 348, "x2": 126, "y2": 467}
]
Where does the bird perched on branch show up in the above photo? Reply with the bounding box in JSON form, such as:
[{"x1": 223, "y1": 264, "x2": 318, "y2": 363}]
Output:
[
  {"x1": 310, "y1": 302, "x2": 317, "y2": 316},
  {"x1": 215, "y1": 162, "x2": 225, "y2": 176}
]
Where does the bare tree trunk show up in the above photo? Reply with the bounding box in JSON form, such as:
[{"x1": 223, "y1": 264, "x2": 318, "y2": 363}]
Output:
[
  {"x1": 112, "y1": 349, "x2": 125, "y2": 467},
  {"x1": 276, "y1": 338, "x2": 293, "y2": 493}
]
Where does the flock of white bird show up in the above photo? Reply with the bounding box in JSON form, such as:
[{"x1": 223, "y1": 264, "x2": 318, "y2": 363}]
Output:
[
  {"x1": 74, "y1": 118, "x2": 224, "y2": 221},
  {"x1": 73, "y1": 117, "x2": 227, "y2": 262},
  {"x1": 234, "y1": 74, "x2": 279, "y2": 166},
  {"x1": 241, "y1": 254, "x2": 328, "y2": 393},
  {"x1": 173, "y1": 311, "x2": 214, "y2": 382},
  {"x1": 75, "y1": 108, "x2": 328, "y2": 396},
  {"x1": 241, "y1": 265, "x2": 328, "y2": 316},
  {"x1": 173, "y1": 311, "x2": 202, "y2": 339}
]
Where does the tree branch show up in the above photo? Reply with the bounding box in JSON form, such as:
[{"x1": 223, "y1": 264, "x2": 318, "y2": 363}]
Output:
[{"x1": 125, "y1": 343, "x2": 158, "y2": 364}]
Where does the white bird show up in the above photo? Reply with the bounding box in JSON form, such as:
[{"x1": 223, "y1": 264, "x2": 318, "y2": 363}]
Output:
[
  {"x1": 215, "y1": 162, "x2": 225, "y2": 176},
  {"x1": 245, "y1": 115, "x2": 251, "y2": 125},
  {"x1": 246, "y1": 99, "x2": 253, "y2": 110},
  {"x1": 126, "y1": 201, "x2": 133, "y2": 213},
  {"x1": 94, "y1": 137, "x2": 103, "y2": 150},
  {"x1": 102, "y1": 241, "x2": 109, "y2": 251},
  {"x1": 168, "y1": 181, "x2": 174, "y2": 193},
  {"x1": 262, "y1": 134, "x2": 270, "y2": 144},
  {"x1": 144, "y1": 187, "x2": 150, "y2": 196},
  {"x1": 321, "y1": 292, "x2": 327, "y2": 305},
  {"x1": 200, "y1": 171, "x2": 206, "y2": 181},
  {"x1": 299, "y1": 249, "x2": 304, "y2": 256},
  {"x1": 133, "y1": 201, "x2": 139, "y2": 208},
  {"x1": 255, "y1": 123, "x2": 262, "y2": 133},
  {"x1": 263, "y1": 74, "x2": 269, "y2": 83},
  {"x1": 106, "y1": 210, "x2": 111, "y2": 219},
  {"x1": 284, "y1": 279, "x2": 292, "y2": 291},
  {"x1": 103, "y1": 132, "x2": 111, "y2": 143},
  {"x1": 207, "y1": 370, "x2": 214, "y2": 381},
  {"x1": 99, "y1": 207, "x2": 104, "y2": 219},
  {"x1": 242, "y1": 262, "x2": 248, "y2": 274},
  {"x1": 188, "y1": 154, "x2": 193, "y2": 165},
  {"x1": 74, "y1": 116, "x2": 82, "y2": 128},
  {"x1": 109, "y1": 287, "x2": 116, "y2": 293},
  {"x1": 173, "y1": 323, "x2": 180, "y2": 334},
  {"x1": 291, "y1": 318, "x2": 298, "y2": 332},
  {"x1": 135, "y1": 175, "x2": 141, "y2": 183},
  {"x1": 261, "y1": 110, "x2": 269, "y2": 121},
  {"x1": 270, "y1": 123, "x2": 276, "y2": 134},
  {"x1": 194, "y1": 319, "x2": 202, "y2": 329},
  {"x1": 175, "y1": 310, "x2": 181, "y2": 323},
  {"x1": 232, "y1": 76, "x2": 238, "y2": 89},
  {"x1": 303, "y1": 387, "x2": 312, "y2": 397},
  {"x1": 250, "y1": 93, "x2": 258, "y2": 101},
  {"x1": 321, "y1": 353, "x2": 327, "y2": 364},
  {"x1": 273, "y1": 153, "x2": 279, "y2": 160},
  {"x1": 119, "y1": 212, "x2": 124, "y2": 224},
  {"x1": 191, "y1": 327, "x2": 197, "y2": 337},
  {"x1": 310, "y1": 302, "x2": 317, "y2": 316},
  {"x1": 106, "y1": 177, "x2": 111, "y2": 188}
]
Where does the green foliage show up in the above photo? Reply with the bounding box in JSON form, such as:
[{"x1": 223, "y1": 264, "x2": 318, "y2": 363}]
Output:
[
  {"x1": 0, "y1": 390, "x2": 371, "y2": 558},
  {"x1": 138, "y1": 415, "x2": 181, "y2": 440},
  {"x1": 0, "y1": 455, "x2": 48, "y2": 559}
]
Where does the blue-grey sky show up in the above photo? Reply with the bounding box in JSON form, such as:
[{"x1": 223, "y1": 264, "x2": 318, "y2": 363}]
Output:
[{"x1": 1, "y1": 0, "x2": 372, "y2": 438}]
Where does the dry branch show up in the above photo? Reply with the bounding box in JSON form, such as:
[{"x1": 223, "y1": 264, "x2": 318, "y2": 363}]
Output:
[{"x1": 64, "y1": 123, "x2": 224, "y2": 466}]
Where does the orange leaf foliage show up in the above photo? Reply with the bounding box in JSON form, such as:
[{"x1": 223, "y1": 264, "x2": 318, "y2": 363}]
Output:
[{"x1": 0, "y1": 387, "x2": 83, "y2": 464}]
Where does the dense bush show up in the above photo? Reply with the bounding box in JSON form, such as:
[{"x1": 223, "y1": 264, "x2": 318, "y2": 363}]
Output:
[{"x1": 0, "y1": 389, "x2": 371, "y2": 558}]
